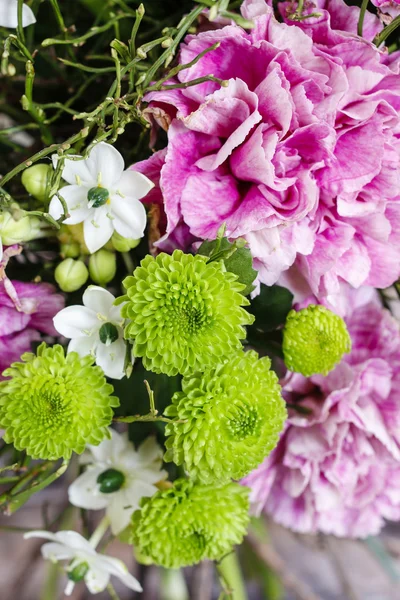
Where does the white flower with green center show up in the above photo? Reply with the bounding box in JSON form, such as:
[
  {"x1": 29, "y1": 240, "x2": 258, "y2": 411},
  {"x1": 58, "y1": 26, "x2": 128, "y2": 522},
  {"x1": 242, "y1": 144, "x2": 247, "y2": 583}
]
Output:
[
  {"x1": 24, "y1": 529, "x2": 142, "y2": 596},
  {"x1": 68, "y1": 429, "x2": 167, "y2": 535},
  {"x1": 53, "y1": 286, "x2": 129, "y2": 380},
  {"x1": 49, "y1": 142, "x2": 153, "y2": 253},
  {"x1": 0, "y1": 0, "x2": 36, "y2": 28}
]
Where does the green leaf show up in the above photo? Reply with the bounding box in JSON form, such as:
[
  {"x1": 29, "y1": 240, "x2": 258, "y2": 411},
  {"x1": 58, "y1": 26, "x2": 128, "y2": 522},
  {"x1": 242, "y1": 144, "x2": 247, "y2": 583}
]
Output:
[
  {"x1": 0, "y1": 461, "x2": 68, "y2": 515},
  {"x1": 198, "y1": 238, "x2": 257, "y2": 295},
  {"x1": 248, "y1": 284, "x2": 293, "y2": 332}
]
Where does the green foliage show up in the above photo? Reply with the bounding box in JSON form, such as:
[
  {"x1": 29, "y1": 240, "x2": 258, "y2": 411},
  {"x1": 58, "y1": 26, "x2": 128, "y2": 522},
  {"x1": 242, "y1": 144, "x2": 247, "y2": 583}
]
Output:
[
  {"x1": 0, "y1": 344, "x2": 118, "y2": 459},
  {"x1": 283, "y1": 304, "x2": 351, "y2": 376},
  {"x1": 164, "y1": 350, "x2": 287, "y2": 484},
  {"x1": 248, "y1": 284, "x2": 294, "y2": 332},
  {"x1": 131, "y1": 478, "x2": 250, "y2": 568},
  {"x1": 198, "y1": 237, "x2": 257, "y2": 295},
  {"x1": 119, "y1": 250, "x2": 254, "y2": 376}
]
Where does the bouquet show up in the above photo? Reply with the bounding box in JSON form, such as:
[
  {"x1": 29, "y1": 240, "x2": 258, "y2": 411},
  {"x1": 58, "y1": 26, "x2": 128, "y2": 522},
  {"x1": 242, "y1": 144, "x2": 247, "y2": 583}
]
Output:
[{"x1": 0, "y1": 0, "x2": 400, "y2": 597}]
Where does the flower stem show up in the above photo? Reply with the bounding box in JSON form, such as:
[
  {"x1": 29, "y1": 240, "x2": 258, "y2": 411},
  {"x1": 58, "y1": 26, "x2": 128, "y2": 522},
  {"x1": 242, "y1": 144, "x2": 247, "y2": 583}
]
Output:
[
  {"x1": 374, "y1": 14, "x2": 400, "y2": 46},
  {"x1": 216, "y1": 552, "x2": 248, "y2": 600},
  {"x1": 89, "y1": 515, "x2": 110, "y2": 549},
  {"x1": 357, "y1": 0, "x2": 369, "y2": 37}
]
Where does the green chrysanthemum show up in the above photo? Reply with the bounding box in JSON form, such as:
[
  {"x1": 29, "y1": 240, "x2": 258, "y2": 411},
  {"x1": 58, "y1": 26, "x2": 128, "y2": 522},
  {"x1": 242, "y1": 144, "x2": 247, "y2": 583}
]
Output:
[
  {"x1": 131, "y1": 479, "x2": 249, "y2": 568},
  {"x1": 164, "y1": 350, "x2": 287, "y2": 484},
  {"x1": 0, "y1": 344, "x2": 119, "y2": 459},
  {"x1": 282, "y1": 304, "x2": 351, "y2": 377},
  {"x1": 118, "y1": 250, "x2": 254, "y2": 376}
]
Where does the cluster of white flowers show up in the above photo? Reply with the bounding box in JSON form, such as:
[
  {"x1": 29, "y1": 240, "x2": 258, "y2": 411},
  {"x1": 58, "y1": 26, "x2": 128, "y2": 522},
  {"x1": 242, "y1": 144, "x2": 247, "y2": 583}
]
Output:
[{"x1": 25, "y1": 429, "x2": 166, "y2": 595}]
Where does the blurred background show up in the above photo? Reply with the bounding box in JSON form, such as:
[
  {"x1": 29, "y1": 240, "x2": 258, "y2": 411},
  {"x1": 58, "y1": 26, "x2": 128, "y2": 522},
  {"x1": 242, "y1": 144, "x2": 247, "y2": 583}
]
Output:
[{"x1": 1, "y1": 474, "x2": 400, "y2": 599}]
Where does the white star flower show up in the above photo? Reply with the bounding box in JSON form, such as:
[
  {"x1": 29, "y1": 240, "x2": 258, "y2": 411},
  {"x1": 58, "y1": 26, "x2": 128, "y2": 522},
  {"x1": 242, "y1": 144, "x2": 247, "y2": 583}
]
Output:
[
  {"x1": 24, "y1": 529, "x2": 142, "y2": 596},
  {"x1": 68, "y1": 429, "x2": 167, "y2": 535},
  {"x1": 53, "y1": 285, "x2": 129, "y2": 380},
  {"x1": 0, "y1": 0, "x2": 36, "y2": 28},
  {"x1": 49, "y1": 142, "x2": 153, "y2": 253}
]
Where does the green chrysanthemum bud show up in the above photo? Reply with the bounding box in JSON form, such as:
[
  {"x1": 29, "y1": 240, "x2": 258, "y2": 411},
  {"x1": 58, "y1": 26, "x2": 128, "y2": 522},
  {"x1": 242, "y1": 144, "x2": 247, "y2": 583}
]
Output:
[
  {"x1": 118, "y1": 250, "x2": 254, "y2": 376},
  {"x1": 0, "y1": 344, "x2": 119, "y2": 459},
  {"x1": 164, "y1": 351, "x2": 286, "y2": 484},
  {"x1": 89, "y1": 250, "x2": 116, "y2": 285},
  {"x1": 55, "y1": 258, "x2": 89, "y2": 292},
  {"x1": 21, "y1": 164, "x2": 51, "y2": 203},
  {"x1": 131, "y1": 479, "x2": 249, "y2": 568},
  {"x1": 282, "y1": 304, "x2": 351, "y2": 376}
]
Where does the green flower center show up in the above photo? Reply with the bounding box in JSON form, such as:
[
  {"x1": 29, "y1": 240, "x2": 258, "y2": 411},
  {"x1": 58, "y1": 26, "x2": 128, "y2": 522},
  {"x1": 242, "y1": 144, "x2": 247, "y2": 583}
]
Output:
[
  {"x1": 97, "y1": 468, "x2": 125, "y2": 493},
  {"x1": 68, "y1": 562, "x2": 89, "y2": 582},
  {"x1": 32, "y1": 388, "x2": 69, "y2": 427},
  {"x1": 87, "y1": 187, "x2": 109, "y2": 208},
  {"x1": 226, "y1": 404, "x2": 259, "y2": 440},
  {"x1": 99, "y1": 322, "x2": 119, "y2": 345},
  {"x1": 165, "y1": 287, "x2": 212, "y2": 336}
]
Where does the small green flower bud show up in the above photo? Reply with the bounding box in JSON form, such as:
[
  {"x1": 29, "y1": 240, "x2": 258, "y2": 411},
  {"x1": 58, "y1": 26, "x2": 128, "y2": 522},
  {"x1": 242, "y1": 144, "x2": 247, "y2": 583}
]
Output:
[
  {"x1": 60, "y1": 241, "x2": 81, "y2": 259},
  {"x1": 68, "y1": 562, "x2": 89, "y2": 582},
  {"x1": 55, "y1": 258, "x2": 89, "y2": 292},
  {"x1": 21, "y1": 164, "x2": 51, "y2": 203},
  {"x1": 97, "y1": 468, "x2": 125, "y2": 493},
  {"x1": 283, "y1": 304, "x2": 351, "y2": 377},
  {"x1": 111, "y1": 231, "x2": 140, "y2": 253},
  {"x1": 111, "y1": 231, "x2": 141, "y2": 252},
  {"x1": 0, "y1": 211, "x2": 41, "y2": 245},
  {"x1": 89, "y1": 250, "x2": 116, "y2": 285}
]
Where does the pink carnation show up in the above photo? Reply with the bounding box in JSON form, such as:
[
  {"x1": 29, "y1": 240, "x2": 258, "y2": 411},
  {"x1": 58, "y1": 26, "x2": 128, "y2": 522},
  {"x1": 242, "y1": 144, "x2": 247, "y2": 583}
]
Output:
[
  {"x1": 242, "y1": 288, "x2": 400, "y2": 537},
  {"x1": 133, "y1": 0, "x2": 400, "y2": 300},
  {"x1": 370, "y1": 0, "x2": 400, "y2": 18},
  {"x1": 0, "y1": 280, "x2": 64, "y2": 378}
]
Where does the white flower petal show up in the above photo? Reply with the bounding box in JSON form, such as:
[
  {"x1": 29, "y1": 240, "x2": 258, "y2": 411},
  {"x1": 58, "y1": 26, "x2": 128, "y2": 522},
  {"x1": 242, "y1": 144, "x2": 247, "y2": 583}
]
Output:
[
  {"x1": 68, "y1": 335, "x2": 97, "y2": 358},
  {"x1": 24, "y1": 530, "x2": 59, "y2": 543},
  {"x1": 87, "y1": 428, "x2": 127, "y2": 464},
  {"x1": 117, "y1": 170, "x2": 155, "y2": 200},
  {"x1": 24, "y1": 530, "x2": 94, "y2": 554},
  {"x1": 107, "y1": 492, "x2": 136, "y2": 535},
  {"x1": 59, "y1": 155, "x2": 96, "y2": 187},
  {"x1": 52, "y1": 531, "x2": 96, "y2": 554},
  {"x1": 83, "y1": 286, "x2": 116, "y2": 316},
  {"x1": 53, "y1": 305, "x2": 99, "y2": 339},
  {"x1": 137, "y1": 436, "x2": 164, "y2": 464},
  {"x1": 49, "y1": 185, "x2": 91, "y2": 225},
  {"x1": 116, "y1": 571, "x2": 143, "y2": 593},
  {"x1": 68, "y1": 467, "x2": 109, "y2": 510},
  {"x1": 85, "y1": 566, "x2": 110, "y2": 594},
  {"x1": 41, "y1": 542, "x2": 76, "y2": 562},
  {"x1": 0, "y1": 238, "x2": 3, "y2": 263},
  {"x1": 83, "y1": 208, "x2": 114, "y2": 253},
  {"x1": 86, "y1": 142, "x2": 125, "y2": 189},
  {"x1": 110, "y1": 196, "x2": 147, "y2": 239},
  {"x1": 0, "y1": 0, "x2": 36, "y2": 28},
  {"x1": 96, "y1": 339, "x2": 126, "y2": 379},
  {"x1": 98, "y1": 556, "x2": 142, "y2": 592}
]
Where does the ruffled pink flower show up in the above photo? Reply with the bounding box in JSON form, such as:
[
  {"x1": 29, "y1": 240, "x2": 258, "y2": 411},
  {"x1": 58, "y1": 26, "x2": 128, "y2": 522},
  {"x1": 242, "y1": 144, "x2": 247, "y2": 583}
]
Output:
[
  {"x1": 242, "y1": 288, "x2": 400, "y2": 537},
  {"x1": 0, "y1": 280, "x2": 64, "y2": 377},
  {"x1": 370, "y1": 0, "x2": 400, "y2": 18},
  {"x1": 133, "y1": 0, "x2": 400, "y2": 300}
]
